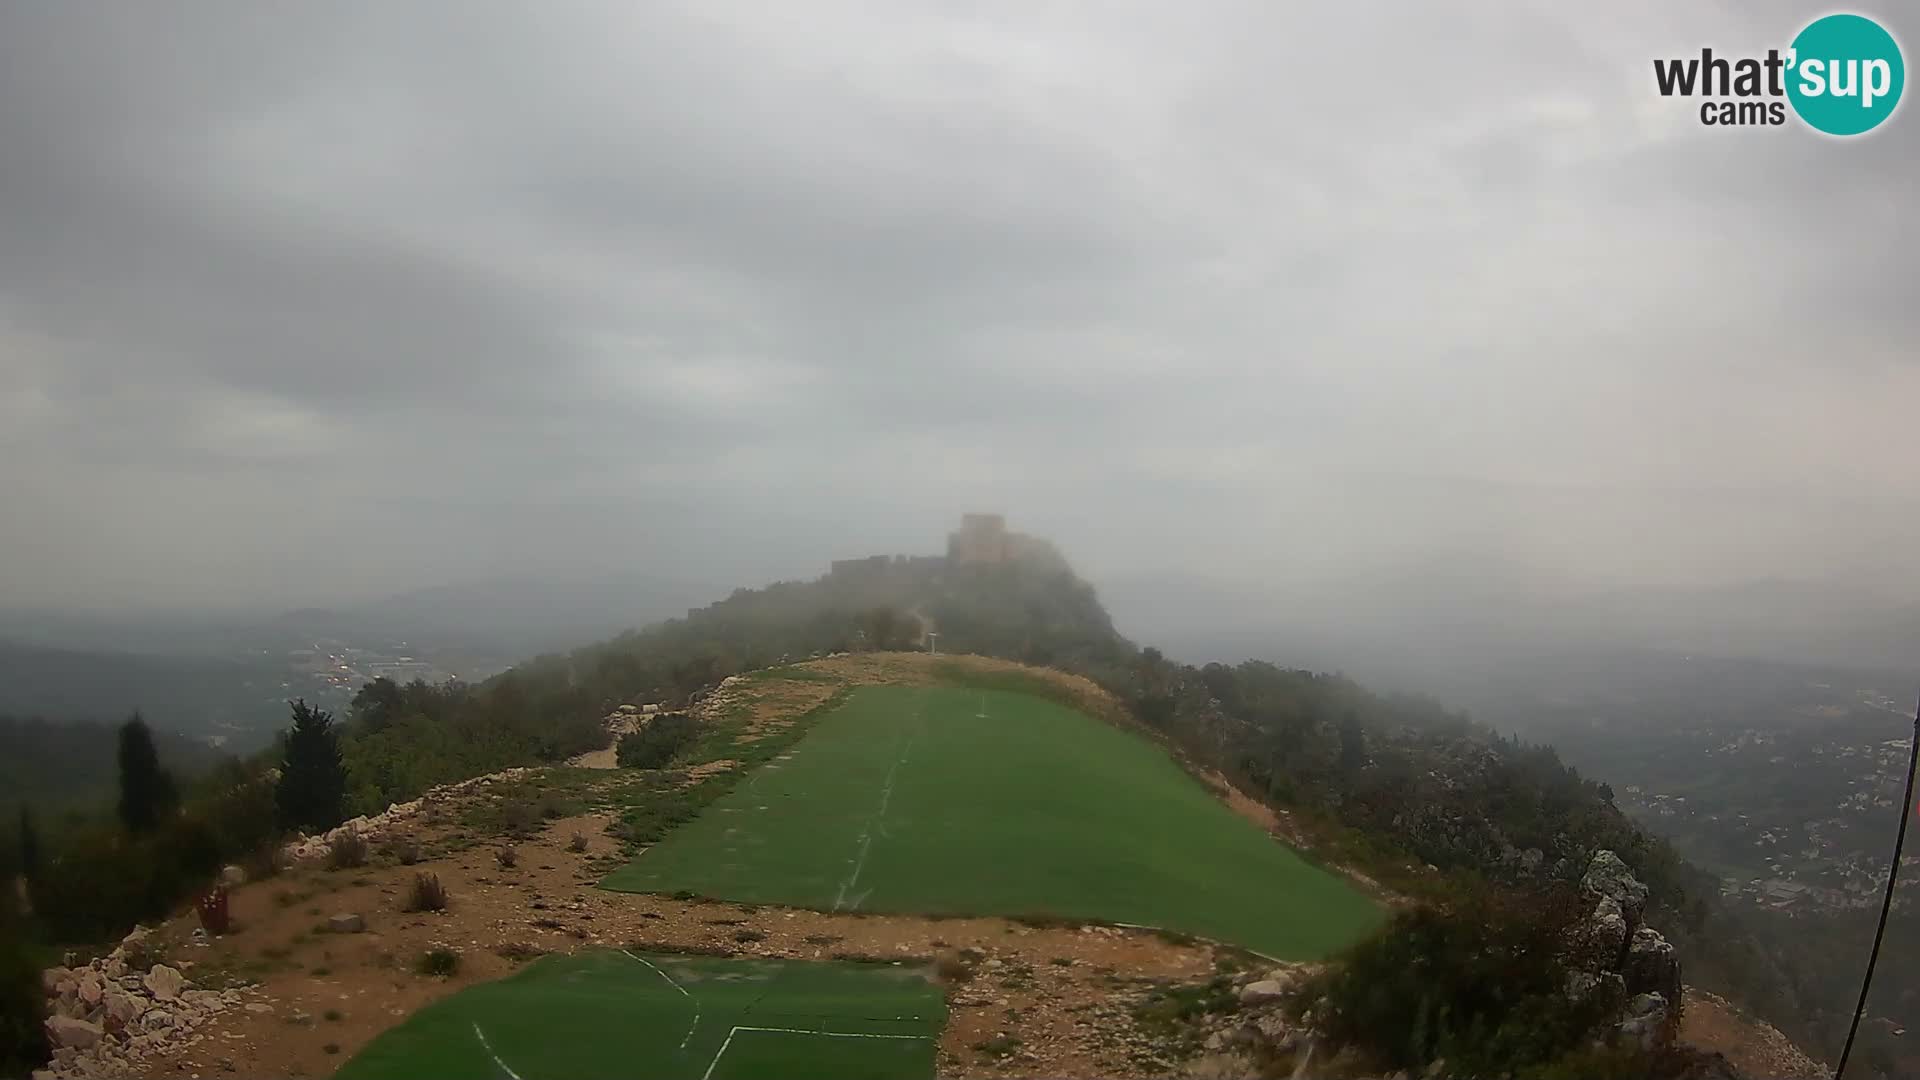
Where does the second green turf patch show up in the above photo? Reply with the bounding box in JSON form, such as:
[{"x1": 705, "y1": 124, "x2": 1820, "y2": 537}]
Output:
[
  {"x1": 602, "y1": 685, "x2": 1380, "y2": 959},
  {"x1": 332, "y1": 950, "x2": 944, "y2": 1080}
]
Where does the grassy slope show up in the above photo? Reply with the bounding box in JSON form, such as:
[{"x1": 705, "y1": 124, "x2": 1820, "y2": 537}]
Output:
[
  {"x1": 603, "y1": 685, "x2": 1381, "y2": 959},
  {"x1": 333, "y1": 950, "x2": 945, "y2": 1080}
]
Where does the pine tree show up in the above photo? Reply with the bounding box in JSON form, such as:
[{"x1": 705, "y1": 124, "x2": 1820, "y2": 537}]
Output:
[
  {"x1": 276, "y1": 699, "x2": 347, "y2": 834},
  {"x1": 116, "y1": 713, "x2": 177, "y2": 833}
]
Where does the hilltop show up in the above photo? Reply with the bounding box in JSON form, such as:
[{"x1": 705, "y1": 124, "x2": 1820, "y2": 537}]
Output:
[{"x1": 7, "y1": 517, "x2": 1831, "y2": 1079}]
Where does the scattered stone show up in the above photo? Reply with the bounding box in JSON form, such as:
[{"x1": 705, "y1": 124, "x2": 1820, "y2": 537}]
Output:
[
  {"x1": 103, "y1": 991, "x2": 146, "y2": 1027},
  {"x1": 1237, "y1": 979, "x2": 1289, "y2": 1006},
  {"x1": 143, "y1": 965, "x2": 186, "y2": 1001},
  {"x1": 218, "y1": 864, "x2": 248, "y2": 888},
  {"x1": 45, "y1": 1016, "x2": 103, "y2": 1050},
  {"x1": 327, "y1": 913, "x2": 366, "y2": 934}
]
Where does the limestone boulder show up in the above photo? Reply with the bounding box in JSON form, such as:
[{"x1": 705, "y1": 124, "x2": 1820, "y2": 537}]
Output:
[
  {"x1": 1616, "y1": 992, "x2": 1672, "y2": 1050},
  {"x1": 1580, "y1": 850, "x2": 1649, "y2": 928},
  {"x1": 45, "y1": 1016, "x2": 103, "y2": 1050},
  {"x1": 142, "y1": 964, "x2": 185, "y2": 1001},
  {"x1": 1623, "y1": 926, "x2": 1682, "y2": 1003},
  {"x1": 1238, "y1": 979, "x2": 1290, "y2": 1006}
]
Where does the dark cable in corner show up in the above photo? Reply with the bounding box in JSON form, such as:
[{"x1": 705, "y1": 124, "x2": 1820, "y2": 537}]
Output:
[{"x1": 1834, "y1": 691, "x2": 1920, "y2": 1079}]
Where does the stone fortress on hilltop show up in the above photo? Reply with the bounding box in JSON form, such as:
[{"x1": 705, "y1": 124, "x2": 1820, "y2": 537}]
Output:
[{"x1": 825, "y1": 514, "x2": 1069, "y2": 581}]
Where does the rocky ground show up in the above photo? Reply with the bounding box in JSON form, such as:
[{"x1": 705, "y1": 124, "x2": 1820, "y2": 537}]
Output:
[{"x1": 33, "y1": 652, "x2": 1828, "y2": 1079}]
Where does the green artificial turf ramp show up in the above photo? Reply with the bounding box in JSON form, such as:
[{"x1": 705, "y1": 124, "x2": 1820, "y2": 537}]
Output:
[
  {"x1": 332, "y1": 950, "x2": 944, "y2": 1080},
  {"x1": 602, "y1": 685, "x2": 1380, "y2": 959}
]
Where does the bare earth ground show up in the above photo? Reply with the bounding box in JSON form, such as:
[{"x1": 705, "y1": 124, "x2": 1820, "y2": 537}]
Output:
[
  {"x1": 90, "y1": 651, "x2": 1814, "y2": 1079},
  {"x1": 1681, "y1": 988, "x2": 1829, "y2": 1079},
  {"x1": 129, "y1": 807, "x2": 1215, "y2": 1079}
]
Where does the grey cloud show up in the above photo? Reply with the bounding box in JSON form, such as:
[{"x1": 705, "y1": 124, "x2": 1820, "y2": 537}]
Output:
[{"x1": 1, "y1": 1, "x2": 1917, "y2": 613}]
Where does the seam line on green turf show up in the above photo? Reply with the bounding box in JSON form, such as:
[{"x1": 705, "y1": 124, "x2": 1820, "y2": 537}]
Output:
[
  {"x1": 622, "y1": 949, "x2": 701, "y2": 1049},
  {"x1": 471, "y1": 1022, "x2": 525, "y2": 1080},
  {"x1": 700, "y1": 1025, "x2": 930, "y2": 1080}
]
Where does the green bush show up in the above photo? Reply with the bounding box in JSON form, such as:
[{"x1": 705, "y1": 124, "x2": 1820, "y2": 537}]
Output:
[
  {"x1": 416, "y1": 947, "x2": 460, "y2": 977},
  {"x1": 616, "y1": 713, "x2": 699, "y2": 769},
  {"x1": 1299, "y1": 884, "x2": 1616, "y2": 1076},
  {"x1": 403, "y1": 873, "x2": 449, "y2": 913},
  {"x1": 0, "y1": 924, "x2": 48, "y2": 1078}
]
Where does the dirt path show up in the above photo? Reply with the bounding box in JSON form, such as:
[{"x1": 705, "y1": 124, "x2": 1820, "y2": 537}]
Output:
[{"x1": 565, "y1": 712, "x2": 641, "y2": 770}]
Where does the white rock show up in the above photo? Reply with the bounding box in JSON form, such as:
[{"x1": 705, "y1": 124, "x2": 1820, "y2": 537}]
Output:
[
  {"x1": 103, "y1": 991, "x2": 145, "y2": 1027},
  {"x1": 45, "y1": 1016, "x2": 103, "y2": 1050},
  {"x1": 1238, "y1": 979, "x2": 1290, "y2": 1005},
  {"x1": 143, "y1": 965, "x2": 185, "y2": 1001}
]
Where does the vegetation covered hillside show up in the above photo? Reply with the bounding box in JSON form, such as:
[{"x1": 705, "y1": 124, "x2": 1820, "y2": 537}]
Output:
[
  {"x1": 338, "y1": 555, "x2": 1128, "y2": 814},
  {"x1": 1, "y1": 529, "x2": 1831, "y2": 1077}
]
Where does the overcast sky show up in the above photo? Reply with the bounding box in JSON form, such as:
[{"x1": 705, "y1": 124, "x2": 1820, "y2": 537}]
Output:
[{"x1": 2, "y1": 1, "x2": 1917, "y2": 613}]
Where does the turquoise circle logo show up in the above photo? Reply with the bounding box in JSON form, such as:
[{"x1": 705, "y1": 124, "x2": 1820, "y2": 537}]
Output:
[{"x1": 1787, "y1": 13, "x2": 1905, "y2": 135}]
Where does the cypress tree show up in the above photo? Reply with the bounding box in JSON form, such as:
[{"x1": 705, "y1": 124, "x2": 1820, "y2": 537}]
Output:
[
  {"x1": 116, "y1": 713, "x2": 176, "y2": 833},
  {"x1": 275, "y1": 699, "x2": 347, "y2": 834}
]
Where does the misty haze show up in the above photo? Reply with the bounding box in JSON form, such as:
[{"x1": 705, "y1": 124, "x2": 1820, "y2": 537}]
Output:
[{"x1": 2, "y1": 4, "x2": 1916, "y2": 1080}]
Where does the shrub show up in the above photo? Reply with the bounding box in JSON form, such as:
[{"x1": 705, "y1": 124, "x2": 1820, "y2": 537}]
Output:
[
  {"x1": 1298, "y1": 884, "x2": 1614, "y2": 1076},
  {"x1": 495, "y1": 846, "x2": 517, "y2": 870},
  {"x1": 416, "y1": 948, "x2": 460, "y2": 977},
  {"x1": 732, "y1": 929, "x2": 766, "y2": 944},
  {"x1": 500, "y1": 801, "x2": 540, "y2": 839},
  {"x1": 403, "y1": 873, "x2": 448, "y2": 913},
  {"x1": 494, "y1": 942, "x2": 546, "y2": 963},
  {"x1": 616, "y1": 713, "x2": 699, "y2": 769},
  {"x1": 0, "y1": 928, "x2": 48, "y2": 1078},
  {"x1": 326, "y1": 833, "x2": 368, "y2": 871},
  {"x1": 567, "y1": 832, "x2": 589, "y2": 853},
  {"x1": 390, "y1": 837, "x2": 422, "y2": 866},
  {"x1": 934, "y1": 950, "x2": 975, "y2": 983},
  {"x1": 28, "y1": 829, "x2": 158, "y2": 943}
]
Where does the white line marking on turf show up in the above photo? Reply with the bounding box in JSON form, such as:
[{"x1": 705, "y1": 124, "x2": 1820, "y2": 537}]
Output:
[
  {"x1": 622, "y1": 950, "x2": 701, "y2": 1049},
  {"x1": 471, "y1": 1022, "x2": 525, "y2": 1080},
  {"x1": 700, "y1": 1025, "x2": 929, "y2": 1080},
  {"x1": 832, "y1": 698, "x2": 924, "y2": 912}
]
